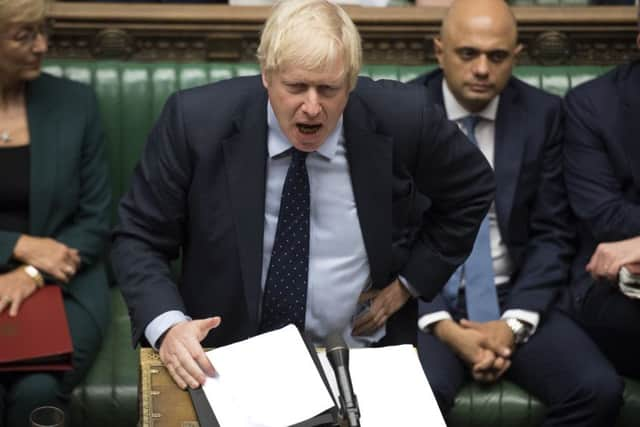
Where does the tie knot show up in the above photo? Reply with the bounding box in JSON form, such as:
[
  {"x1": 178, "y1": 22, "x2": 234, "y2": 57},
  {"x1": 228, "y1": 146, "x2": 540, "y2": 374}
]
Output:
[
  {"x1": 291, "y1": 148, "x2": 309, "y2": 164},
  {"x1": 460, "y1": 115, "x2": 481, "y2": 135}
]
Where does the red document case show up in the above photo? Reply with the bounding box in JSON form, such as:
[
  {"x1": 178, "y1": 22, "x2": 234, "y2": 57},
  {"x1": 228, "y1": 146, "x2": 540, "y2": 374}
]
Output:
[{"x1": 0, "y1": 285, "x2": 73, "y2": 371}]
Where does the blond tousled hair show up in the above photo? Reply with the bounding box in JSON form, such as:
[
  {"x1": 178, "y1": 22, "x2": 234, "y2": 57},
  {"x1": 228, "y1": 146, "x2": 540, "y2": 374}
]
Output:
[
  {"x1": 257, "y1": 0, "x2": 362, "y2": 91},
  {"x1": 0, "y1": 0, "x2": 49, "y2": 28}
]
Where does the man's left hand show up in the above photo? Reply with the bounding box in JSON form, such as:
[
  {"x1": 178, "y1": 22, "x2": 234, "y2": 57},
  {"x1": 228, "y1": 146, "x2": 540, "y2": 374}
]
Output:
[
  {"x1": 460, "y1": 319, "x2": 515, "y2": 381},
  {"x1": 459, "y1": 319, "x2": 515, "y2": 355},
  {"x1": 352, "y1": 278, "x2": 410, "y2": 336},
  {"x1": 586, "y1": 236, "x2": 640, "y2": 281}
]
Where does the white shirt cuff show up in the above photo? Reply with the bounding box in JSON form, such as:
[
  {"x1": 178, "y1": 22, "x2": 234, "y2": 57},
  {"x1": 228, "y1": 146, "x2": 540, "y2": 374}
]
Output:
[
  {"x1": 145, "y1": 310, "x2": 191, "y2": 350},
  {"x1": 417, "y1": 311, "x2": 452, "y2": 332}
]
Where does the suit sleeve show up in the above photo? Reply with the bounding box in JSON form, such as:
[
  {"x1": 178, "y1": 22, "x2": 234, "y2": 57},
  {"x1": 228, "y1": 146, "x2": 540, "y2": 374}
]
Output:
[
  {"x1": 418, "y1": 293, "x2": 449, "y2": 316},
  {"x1": 0, "y1": 231, "x2": 21, "y2": 264},
  {"x1": 55, "y1": 88, "x2": 112, "y2": 267},
  {"x1": 111, "y1": 92, "x2": 191, "y2": 346},
  {"x1": 505, "y1": 100, "x2": 574, "y2": 315},
  {"x1": 401, "y1": 103, "x2": 495, "y2": 301},
  {"x1": 564, "y1": 89, "x2": 640, "y2": 241}
]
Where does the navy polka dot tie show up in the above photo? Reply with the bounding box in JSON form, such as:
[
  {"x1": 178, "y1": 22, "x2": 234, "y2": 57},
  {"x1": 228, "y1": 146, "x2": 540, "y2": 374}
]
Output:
[{"x1": 260, "y1": 148, "x2": 310, "y2": 333}]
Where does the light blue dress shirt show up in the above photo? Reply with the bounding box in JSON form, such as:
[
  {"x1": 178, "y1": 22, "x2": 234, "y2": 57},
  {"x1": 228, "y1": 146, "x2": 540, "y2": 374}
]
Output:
[{"x1": 263, "y1": 102, "x2": 384, "y2": 347}]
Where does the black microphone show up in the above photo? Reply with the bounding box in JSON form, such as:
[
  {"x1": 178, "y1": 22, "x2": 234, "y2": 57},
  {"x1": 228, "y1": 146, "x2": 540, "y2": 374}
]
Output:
[{"x1": 325, "y1": 333, "x2": 360, "y2": 427}]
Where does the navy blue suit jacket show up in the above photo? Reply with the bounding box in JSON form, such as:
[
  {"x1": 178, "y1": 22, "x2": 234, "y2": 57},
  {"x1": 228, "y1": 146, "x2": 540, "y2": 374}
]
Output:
[
  {"x1": 112, "y1": 75, "x2": 495, "y2": 347},
  {"x1": 412, "y1": 69, "x2": 574, "y2": 319},
  {"x1": 564, "y1": 60, "x2": 640, "y2": 305}
]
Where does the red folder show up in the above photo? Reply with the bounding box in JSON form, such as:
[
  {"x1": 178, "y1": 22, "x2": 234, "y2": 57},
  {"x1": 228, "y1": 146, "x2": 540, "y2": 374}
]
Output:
[{"x1": 0, "y1": 285, "x2": 73, "y2": 371}]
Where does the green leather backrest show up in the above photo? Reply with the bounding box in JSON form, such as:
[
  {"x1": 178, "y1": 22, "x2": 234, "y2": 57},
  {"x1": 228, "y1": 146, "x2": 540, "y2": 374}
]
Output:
[{"x1": 41, "y1": 60, "x2": 609, "y2": 223}]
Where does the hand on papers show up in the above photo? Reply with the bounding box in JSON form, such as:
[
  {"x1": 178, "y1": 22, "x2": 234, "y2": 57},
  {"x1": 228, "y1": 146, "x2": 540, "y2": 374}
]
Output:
[
  {"x1": 13, "y1": 235, "x2": 81, "y2": 283},
  {"x1": 586, "y1": 236, "x2": 640, "y2": 281},
  {"x1": 434, "y1": 318, "x2": 512, "y2": 383},
  {"x1": 159, "y1": 316, "x2": 221, "y2": 389},
  {"x1": 0, "y1": 269, "x2": 39, "y2": 317},
  {"x1": 352, "y1": 278, "x2": 410, "y2": 336}
]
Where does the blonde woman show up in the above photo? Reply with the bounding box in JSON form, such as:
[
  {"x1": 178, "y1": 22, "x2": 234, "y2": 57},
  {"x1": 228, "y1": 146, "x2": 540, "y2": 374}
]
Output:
[{"x1": 0, "y1": 0, "x2": 111, "y2": 424}]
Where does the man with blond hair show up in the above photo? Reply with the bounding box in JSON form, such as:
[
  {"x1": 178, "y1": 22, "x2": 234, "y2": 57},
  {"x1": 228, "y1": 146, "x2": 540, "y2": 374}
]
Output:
[
  {"x1": 112, "y1": 0, "x2": 494, "y2": 390},
  {"x1": 411, "y1": 0, "x2": 623, "y2": 424}
]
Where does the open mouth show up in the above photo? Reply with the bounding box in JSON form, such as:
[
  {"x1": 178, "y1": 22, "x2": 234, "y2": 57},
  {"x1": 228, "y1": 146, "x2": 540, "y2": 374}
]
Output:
[{"x1": 297, "y1": 123, "x2": 321, "y2": 135}]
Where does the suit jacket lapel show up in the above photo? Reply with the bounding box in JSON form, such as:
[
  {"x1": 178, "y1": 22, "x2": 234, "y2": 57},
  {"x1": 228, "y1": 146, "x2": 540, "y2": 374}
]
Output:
[
  {"x1": 425, "y1": 72, "x2": 521, "y2": 237},
  {"x1": 343, "y1": 95, "x2": 392, "y2": 289},
  {"x1": 493, "y1": 82, "x2": 525, "y2": 237},
  {"x1": 26, "y1": 77, "x2": 56, "y2": 236},
  {"x1": 222, "y1": 92, "x2": 269, "y2": 330},
  {"x1": 621, "y1": 63, "x2": 640, "y2": 190}
]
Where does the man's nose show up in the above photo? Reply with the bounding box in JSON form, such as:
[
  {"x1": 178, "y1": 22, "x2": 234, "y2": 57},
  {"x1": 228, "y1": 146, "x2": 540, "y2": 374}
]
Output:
[
  {"x1": 32, "y1": 33, "x2": 48, "y2": 54},
  {"x1": 472, "y1": 54, "x2": 490, "y2": 77},
  {"x1": 301, "y1": 89, "x2": 321, "y2": 117}
]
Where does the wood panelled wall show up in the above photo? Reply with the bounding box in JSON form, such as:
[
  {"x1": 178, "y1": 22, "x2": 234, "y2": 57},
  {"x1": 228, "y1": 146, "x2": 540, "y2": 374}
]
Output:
[{"x1": 47, "y1": 3, "x2": 638, "y2": 65}]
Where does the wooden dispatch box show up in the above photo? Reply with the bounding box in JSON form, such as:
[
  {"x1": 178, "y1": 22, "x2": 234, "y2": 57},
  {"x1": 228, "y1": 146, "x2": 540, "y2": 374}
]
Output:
[{"x1": 139, "y1": 348, "x2": 200, "y2": 427}]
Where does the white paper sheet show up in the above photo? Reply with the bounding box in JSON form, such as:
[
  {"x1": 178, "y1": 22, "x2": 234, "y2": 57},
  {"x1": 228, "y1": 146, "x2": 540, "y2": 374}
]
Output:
[
  {"x1": 318, "y1": 345, "x2": 446, "y2": 427},
  {"x1": 201, "y1": 325, "x2": 335, "y2": 427}
]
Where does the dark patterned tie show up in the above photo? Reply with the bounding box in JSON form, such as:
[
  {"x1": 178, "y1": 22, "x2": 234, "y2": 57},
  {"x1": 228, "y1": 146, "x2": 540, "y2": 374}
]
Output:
[{"x1": 260, "y1": 148, "x2": 310, "y2": 333}]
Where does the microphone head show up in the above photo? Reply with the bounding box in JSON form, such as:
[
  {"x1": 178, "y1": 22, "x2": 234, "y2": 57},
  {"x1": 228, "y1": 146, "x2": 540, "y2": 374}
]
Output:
[{"x1": 325, "y1": 332, "x2": 348, "y2": 353}]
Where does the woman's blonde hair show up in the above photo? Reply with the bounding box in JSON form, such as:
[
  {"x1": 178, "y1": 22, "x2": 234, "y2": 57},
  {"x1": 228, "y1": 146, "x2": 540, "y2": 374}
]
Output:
[
  {"x1": 0, "y1": 0, "x2": 50, "y2": 28},
  {"x1": 257, "y1": 0, "x2": 362, "y2": 91}
]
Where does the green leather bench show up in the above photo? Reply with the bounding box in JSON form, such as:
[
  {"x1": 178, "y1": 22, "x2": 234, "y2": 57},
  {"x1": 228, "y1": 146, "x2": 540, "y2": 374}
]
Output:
[{"x1": 44, "y1": 59, "x2": 634, "y2": 426}]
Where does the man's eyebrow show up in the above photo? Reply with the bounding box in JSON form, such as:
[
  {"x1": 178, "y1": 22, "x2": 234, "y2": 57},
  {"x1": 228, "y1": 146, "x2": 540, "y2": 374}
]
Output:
[{"x1": 454, "y1": 47, "x2": 510, "y2": 54}]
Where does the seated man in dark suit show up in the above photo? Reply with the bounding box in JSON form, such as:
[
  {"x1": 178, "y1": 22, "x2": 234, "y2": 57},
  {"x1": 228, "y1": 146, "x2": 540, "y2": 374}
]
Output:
[
  {"x1": 563, "y1": 7, "x2": 640, "y2": 380},
  {"x1": 111, "y1": 0, "x2": 495, "y2": 390},
  {"x1": 411, "y1": 0, "x2": 623, "y2": 424}
]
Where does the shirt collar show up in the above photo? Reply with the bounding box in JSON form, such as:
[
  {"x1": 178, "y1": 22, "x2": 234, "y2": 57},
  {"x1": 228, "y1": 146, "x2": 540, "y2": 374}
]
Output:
[
  {"x1": 441, "y1": 79, "x2": 499, "y2": 122},
  {"x1": 267, "y1": 101, "x2": 343, "y2": 160}
]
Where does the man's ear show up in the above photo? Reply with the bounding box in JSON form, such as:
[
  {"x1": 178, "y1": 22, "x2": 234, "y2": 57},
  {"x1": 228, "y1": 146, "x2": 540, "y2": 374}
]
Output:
[
  {"x1": 433, "y1": 37, "x2": 444, "y2": 67},
  {"x1": 261, "y1": 71, "x2": 270, "y2": 89},
  {"x1": 513, "y1": 43, "x2": 524, "y2": 64},
  {"x1": 514, "y1": 43, "x2": 524, "y2": 57}
]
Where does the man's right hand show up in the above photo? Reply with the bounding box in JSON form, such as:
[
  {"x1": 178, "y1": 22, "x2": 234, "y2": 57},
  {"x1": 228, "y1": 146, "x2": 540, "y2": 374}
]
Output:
[
  {"x1": 433, "y1": 319, "x2": 511, "y2": 383},
  {"x1": 433, "y1": 319, "x2": 494, "y2": 366},
  {"x1": 158, "y1": 317, "x2": 222, "y2": 389}
]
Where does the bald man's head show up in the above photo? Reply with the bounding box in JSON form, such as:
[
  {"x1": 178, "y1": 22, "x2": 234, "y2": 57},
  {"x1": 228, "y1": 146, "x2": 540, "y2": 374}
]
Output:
[
  {"x1": 441, "y1": 0, "x2": 518, "y2": 46},
  {"x1": 435, "y1": 0, "x2": 521, "y2": 112}
]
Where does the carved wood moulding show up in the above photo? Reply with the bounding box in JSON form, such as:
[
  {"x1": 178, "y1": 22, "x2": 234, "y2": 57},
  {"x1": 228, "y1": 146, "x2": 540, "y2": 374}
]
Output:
[{"x1": 47, "y1": 3, "x2": 638, "y2": 65}]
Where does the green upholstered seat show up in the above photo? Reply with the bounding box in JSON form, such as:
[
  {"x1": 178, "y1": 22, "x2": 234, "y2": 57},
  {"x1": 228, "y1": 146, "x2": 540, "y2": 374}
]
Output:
[{"x1": 42, "y1": 60, "x2": 635, "y2": 426}]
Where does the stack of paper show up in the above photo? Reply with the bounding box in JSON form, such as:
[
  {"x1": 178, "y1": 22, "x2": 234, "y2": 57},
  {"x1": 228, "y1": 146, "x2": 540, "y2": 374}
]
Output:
[
  {"x1": 200, "y1": 325, "x2": 445, "y2": 427},
  {"x1": 318, "y1": 345, "x2": 446, "y2": 427},
  {"x1": 202, "y1": 325, "x2": 335, "y2": 427}
]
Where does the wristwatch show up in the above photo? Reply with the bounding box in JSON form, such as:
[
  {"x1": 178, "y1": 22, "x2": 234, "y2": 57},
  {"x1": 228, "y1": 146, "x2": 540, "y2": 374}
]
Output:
[
  {"x1": 23, "y1": 265, "x2": 45, "y2": 288},
  {"x1": 505, "y1": 318, "x2": 529, "y2": 345}
]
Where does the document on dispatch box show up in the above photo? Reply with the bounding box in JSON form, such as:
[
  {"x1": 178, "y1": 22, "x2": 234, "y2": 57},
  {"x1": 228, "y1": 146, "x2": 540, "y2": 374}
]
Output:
[
  {"x1": 318, "y1": 345, "x2": 447, "y2": 427},
  {"x1": 201, "y1": 325, "x2": 335, "y2": 427}
]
